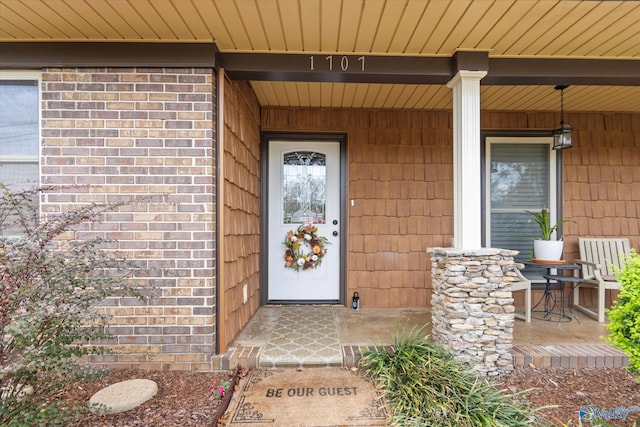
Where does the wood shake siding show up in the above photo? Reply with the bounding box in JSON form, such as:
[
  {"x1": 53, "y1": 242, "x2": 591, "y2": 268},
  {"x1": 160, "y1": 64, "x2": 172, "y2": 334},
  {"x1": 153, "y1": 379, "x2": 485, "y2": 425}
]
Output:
[
  {"x1": 562, "y1": 112, "x2": 640, "y2": 308},
  {"x1": 222, "y1": 79, "x2": 261, "y2": 347},
  {"x1": 483, "y1": 111, "x2": 640, "y2": 309},
  {"x1": 262, "y1": 108, "x2": 454, "y2": 307},
  {"x1": 264, "y1": 108, "x2": 640, "y2": 310},
  {"x1": 40, "y1": 68, "x2": 216, "y2": 370}
]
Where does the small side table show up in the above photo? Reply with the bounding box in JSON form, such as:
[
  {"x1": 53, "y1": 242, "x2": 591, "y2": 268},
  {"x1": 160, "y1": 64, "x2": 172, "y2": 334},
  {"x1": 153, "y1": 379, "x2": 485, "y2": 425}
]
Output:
[
  {"x1": 542, "y1": 274, "x2": 583, "y2": 323},
  {"x1": 524, "y1": 261, "x2": 580, "y2": 322}
]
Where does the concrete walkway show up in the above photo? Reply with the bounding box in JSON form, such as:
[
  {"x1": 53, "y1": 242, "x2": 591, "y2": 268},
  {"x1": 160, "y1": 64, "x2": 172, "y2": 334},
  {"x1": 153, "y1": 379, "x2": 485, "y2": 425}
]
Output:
[
  {"x1": 87, "y1": 306, "x2": 628, "y2": 416},
  {"x1": 214, "y1": 305, "x2": 627, "y2": 370}
]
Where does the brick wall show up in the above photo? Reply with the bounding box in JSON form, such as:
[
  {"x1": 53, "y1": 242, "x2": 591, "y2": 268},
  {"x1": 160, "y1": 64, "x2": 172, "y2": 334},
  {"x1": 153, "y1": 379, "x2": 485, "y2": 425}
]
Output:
[
  {"x1": 41, "y1": 67, "x2": 216, "y2": 370},
  {"x1": 222, "y1": 79, "x2": 261, "y2": 347},
  {"x1": 262, "y1": 108, "x2": 453, "y2": 307}
]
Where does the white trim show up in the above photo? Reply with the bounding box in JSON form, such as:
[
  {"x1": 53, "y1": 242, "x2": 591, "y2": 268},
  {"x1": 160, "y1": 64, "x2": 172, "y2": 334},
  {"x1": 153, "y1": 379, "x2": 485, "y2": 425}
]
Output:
[
  {"x1": 0, "y1": 156, "x2": 38, "y2": 162},
  {"x1": 0, "y1": 70, "x2": 42, "y2": 80},
  {"x1": 447, "y1": 70, "x2": 486, "y2": 249},
  {"x1": 485, "y1": 136, "x2": 558, "y2": 248}
]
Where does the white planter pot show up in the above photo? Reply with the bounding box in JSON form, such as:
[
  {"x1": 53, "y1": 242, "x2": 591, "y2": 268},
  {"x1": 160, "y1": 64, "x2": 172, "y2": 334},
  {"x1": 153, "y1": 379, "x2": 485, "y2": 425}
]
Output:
[{"x1": 533, "y1": 239, "x2": 564, "y2": 261}]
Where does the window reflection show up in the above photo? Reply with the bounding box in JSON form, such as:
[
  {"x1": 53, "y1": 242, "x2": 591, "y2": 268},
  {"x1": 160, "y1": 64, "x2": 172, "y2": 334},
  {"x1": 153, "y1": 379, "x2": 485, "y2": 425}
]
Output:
[
  {"x1": 0, "y1": 78, "x2": 40, "y2": 236},
  {"x1": 489, "y1": 142, "x2": 551, "y2": 275},
  {"x1": 0, "y1": 80, "x2": 39, "y2": 191}
]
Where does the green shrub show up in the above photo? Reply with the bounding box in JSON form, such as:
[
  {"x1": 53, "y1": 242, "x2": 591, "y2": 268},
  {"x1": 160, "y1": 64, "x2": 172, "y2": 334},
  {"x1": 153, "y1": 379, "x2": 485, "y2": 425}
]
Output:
[
  {"x1": 359, "y1": 325, "x2": 547, "y2": 426},
  {"x1": 606, "y1": 248, "x2": 640, "y2": 380},
  {"x1": 0, "y1": 185, "x2": 144, "y2": 425}
]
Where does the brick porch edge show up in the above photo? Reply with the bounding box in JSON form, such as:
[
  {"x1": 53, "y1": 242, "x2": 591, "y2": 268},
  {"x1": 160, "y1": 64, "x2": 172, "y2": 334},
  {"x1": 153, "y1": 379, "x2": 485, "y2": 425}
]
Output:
[
  {"x1": 511, "y1": 344, "x2": 629, "y2": 369},
  {"x1": 212, "y1": 344, "x2": 629, "y2": 371}
]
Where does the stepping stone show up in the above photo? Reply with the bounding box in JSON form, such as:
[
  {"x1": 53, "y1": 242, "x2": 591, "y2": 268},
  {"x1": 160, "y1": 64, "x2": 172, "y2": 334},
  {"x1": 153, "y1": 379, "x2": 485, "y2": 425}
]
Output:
[
  {"x1": 89, "y1": 379, "x2": 158, "y2": 414},
  {"x1": 1, "y1": 383, "x2": 34, "y2": 401}
]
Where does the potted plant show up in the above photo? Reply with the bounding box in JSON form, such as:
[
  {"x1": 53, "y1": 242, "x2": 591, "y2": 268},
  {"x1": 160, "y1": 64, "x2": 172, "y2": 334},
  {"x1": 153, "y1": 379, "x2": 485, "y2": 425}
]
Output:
[{"x1": 525, "y1": 208, "x2": 572, "y2": 261}]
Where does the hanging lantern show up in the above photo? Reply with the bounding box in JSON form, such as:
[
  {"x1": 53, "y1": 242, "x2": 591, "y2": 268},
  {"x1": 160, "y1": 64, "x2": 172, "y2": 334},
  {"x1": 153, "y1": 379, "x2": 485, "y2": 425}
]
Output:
[{"x1": 552, "y1": 85, "x2": 573, "y2": 150}]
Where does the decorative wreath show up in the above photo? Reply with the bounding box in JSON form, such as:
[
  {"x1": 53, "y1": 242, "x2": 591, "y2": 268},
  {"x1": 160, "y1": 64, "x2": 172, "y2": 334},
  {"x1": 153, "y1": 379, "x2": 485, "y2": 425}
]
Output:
[{"x1": 283, "y1": 224, "x2": 329, "y2": 271}]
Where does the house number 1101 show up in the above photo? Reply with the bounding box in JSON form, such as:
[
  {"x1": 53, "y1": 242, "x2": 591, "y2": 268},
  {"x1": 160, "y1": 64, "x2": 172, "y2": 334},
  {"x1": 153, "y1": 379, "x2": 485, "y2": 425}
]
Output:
[{"x1": 309, "y1": 55, "x2": 366, "y2": 71}]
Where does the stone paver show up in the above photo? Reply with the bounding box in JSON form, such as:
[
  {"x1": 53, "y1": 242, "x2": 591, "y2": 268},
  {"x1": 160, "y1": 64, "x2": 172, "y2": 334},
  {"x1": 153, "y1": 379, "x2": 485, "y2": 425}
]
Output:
[{"x1": 89, "y1": 379, "x2": 158, "y2": 414}]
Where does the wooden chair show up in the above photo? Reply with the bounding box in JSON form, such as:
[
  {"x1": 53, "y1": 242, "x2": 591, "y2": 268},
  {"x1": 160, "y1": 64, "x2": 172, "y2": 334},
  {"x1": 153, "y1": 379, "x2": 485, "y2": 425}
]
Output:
[
  {"x1": 509, "y1": 267, "x2": 531, "y2": 323},
  {"x1": 573, "y1": 238, "x2": 631, "y2": 323}
]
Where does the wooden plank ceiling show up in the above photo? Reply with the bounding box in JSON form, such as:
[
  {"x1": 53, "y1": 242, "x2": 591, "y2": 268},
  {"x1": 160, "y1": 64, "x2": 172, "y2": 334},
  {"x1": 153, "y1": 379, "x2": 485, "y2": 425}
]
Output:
[{"x1": 0, "y1": 0, "x2": 639, "y2": 112}]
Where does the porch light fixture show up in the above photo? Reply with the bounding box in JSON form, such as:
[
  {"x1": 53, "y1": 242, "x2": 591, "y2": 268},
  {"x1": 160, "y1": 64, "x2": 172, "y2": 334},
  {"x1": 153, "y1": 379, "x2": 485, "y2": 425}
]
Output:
[{"x1": 552, "y1": 85, "x2": 572, "y2": 150}]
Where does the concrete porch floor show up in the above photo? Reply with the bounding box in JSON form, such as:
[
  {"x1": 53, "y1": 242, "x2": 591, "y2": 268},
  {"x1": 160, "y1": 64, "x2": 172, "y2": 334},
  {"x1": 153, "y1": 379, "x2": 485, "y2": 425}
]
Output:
[{"x1": 214, "y1": 305, "x2": 629, "y2": 371}]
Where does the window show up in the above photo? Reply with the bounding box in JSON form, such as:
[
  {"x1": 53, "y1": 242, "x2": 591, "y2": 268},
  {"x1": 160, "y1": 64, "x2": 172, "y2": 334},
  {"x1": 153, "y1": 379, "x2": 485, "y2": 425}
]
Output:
[
  {"x1": 0, "y1": 72, "x2": 40, "y2": 236},
  {"x1": 0, "y1": 72, "x2": 40, "y2": 191},
  {"x1": 282, "y1": 151, "x2": 327, "y2": 224},
  {"x1": 485, "y1": 137, "x2": 558, "y2": 278}
]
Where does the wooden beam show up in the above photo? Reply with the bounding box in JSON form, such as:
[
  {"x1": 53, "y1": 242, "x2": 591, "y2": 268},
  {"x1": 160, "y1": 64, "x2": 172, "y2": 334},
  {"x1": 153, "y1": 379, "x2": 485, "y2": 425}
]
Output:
[
  {"x1": 220, "y1": 53, "x2": 454, "y2": 84},
  {"x1": 485, "y1": 58, "x2": 640, "y2": 86},
  {"x1": 1, "y1": 42, "x2": 638, "y2": 86},
  {"x1": 220, "y1": 52, "x2": 640, "y2": 86},
  {"x1": 0, "y1": 42, "x2": 217, "y2": 68},
  {"x1": 216, "y1": 68, "x2": 227, "y2": 354}
]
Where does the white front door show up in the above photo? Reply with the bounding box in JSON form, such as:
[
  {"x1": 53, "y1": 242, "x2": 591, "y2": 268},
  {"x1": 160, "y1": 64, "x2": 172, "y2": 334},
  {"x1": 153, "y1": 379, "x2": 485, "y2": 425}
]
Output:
[{"x1": 267, "y1": 140, "x2": 341, "y2": 302}]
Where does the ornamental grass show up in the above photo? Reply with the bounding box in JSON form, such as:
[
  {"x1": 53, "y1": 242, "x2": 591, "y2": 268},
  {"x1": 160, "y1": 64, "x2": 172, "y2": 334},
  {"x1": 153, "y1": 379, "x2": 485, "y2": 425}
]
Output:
[{"x1": 359, "y1": 325, "x2": 549, "y2": 427}]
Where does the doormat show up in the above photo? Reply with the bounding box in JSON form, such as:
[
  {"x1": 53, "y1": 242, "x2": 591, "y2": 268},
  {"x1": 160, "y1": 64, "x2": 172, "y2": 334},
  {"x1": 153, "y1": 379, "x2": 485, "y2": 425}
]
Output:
[
  {"x1": 222, "y1": 368, "x2": 389, "y2": 427},
  {"x1": 259, "y1": 305, "x2": 342, "y2": 368}
]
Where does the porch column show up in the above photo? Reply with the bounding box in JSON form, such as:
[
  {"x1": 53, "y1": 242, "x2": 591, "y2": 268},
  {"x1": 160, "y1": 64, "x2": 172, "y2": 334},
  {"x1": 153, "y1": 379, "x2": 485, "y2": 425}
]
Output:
[
  {"x1": 447, "y1": 70, "x2": 486, "y2": 249},
  {"x1": 430, "y1": 247, "x2": 517, "y2": 376}
]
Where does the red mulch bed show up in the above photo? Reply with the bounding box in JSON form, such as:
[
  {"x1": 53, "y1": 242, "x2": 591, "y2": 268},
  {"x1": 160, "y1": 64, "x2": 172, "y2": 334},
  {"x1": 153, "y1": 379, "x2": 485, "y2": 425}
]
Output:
[
  {"x1": 58, "y1": 368, "x2": 241, "y2": 427},
  {"x1": 496, "y1": 366, "x2": 640, "y2": 426},
  {"x1": 54, "y1": 365, "x2": 639, "y2": 426}
]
